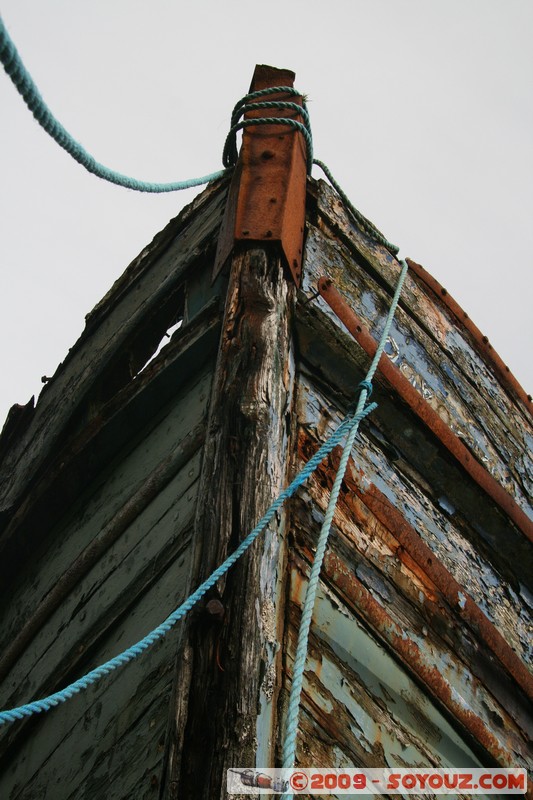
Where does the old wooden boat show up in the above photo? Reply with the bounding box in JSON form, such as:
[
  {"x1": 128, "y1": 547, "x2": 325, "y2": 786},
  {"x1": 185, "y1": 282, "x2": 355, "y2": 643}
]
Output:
[{"x1": 0, "y1": 66, "x2": 531, "y2": 799}]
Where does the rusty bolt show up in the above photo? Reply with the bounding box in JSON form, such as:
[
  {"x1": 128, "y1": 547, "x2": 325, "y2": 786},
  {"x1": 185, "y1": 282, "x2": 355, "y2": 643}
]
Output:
[
  {"x1": 265, "y1": 230, "x2": 273, "y2": 238},
  {"x1": 206, "y1": 598, "x2": 225, "y2": 622}
]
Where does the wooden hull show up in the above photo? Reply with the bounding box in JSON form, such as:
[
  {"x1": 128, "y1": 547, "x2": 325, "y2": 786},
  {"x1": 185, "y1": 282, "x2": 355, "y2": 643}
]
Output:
[{"x1": 0, "y1": 171, "x2": 531, "y2": 799}]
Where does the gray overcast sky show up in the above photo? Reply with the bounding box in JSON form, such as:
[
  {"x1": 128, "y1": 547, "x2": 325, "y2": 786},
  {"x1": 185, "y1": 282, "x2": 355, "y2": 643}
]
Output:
[{"x1": 0, "y1": 0, "x2": 531, "y2": 427}]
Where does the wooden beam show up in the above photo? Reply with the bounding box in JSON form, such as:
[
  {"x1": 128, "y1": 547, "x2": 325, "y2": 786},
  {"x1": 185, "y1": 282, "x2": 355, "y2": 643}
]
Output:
[{"x1": 161, "y1": 247, "x2": 295, "y2": 798}]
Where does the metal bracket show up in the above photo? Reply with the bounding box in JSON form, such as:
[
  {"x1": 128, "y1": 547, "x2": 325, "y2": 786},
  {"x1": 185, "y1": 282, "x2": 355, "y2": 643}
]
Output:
[{"x1": 213, "y1": 65, "x2": 308, "y2": 286}]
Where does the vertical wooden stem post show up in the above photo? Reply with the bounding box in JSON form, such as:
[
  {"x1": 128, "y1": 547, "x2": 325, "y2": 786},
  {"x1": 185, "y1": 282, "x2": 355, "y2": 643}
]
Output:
[{"x1": 161, "y1": 63, "x2": 308, "y2": 799}]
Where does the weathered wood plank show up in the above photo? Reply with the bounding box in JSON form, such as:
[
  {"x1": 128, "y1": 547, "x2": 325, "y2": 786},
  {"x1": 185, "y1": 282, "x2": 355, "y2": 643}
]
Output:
[
  {"x1": 302, "y1": 221, "x2": 533, "y2": 516},
  {"x1": 407, "y1": 256, "x2": 532, "y2": 409},
  {"x1": 0, "y1": 363, "x2": 213, "y2": 659},
  {"x1": 0, "y1": 462, "x2": 198, "y2": 716},
  {"x1": 289, "y1": 510, "x2": 531, "y2": 764},
  {"x1": 294, "y1": 369, "x2": 532, "y2": 666},
  {"x1": 0, "y1": 349, "x2": 217, "y2": 799},
  {"x1": 0, "y1": 313, "x2": 219, "y2": 597},
  {"x1": 0, "y1": 423, "x2": 205, "y2": 689},
  {"x1": 1, "y1": 548, "x2": 194, "y2": 800},
  {"x1": 63, "y1": 691, "x2": 170, "y2": 800},
  {"x1": 162, "y1": 247, "x2": 295, "y2": 799},
  {"x1": 311, "y1": 177, "x2": 531, "y2": 415},
  {"x1": 312, "y1": 451, "x2": 532, "y2": 718},
  {"x1": 0, "y1": 183, "x2": 227, "y2": 524},
  {"x1": 86, "y1": 176, "x2": 229, "y2": 332},
  {"x1": 295, "y1": 301, "x2": 533, "y2": 595},
  {"x1": 283, "y1": 578, "x2": 490, "y2": 777}
]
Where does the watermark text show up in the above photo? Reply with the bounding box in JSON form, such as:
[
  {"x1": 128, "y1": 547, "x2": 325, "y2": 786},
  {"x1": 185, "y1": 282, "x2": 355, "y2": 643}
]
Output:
[{"x1": 227, "y1": 767, "x2": 527, "y2": 795}]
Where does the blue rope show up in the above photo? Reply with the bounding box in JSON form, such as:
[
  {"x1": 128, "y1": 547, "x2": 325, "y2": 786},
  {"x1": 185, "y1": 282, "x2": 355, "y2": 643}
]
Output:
[
  {"x1": 0, "y1": 15, "x2": 227, "y2": 192},
  {"x1": 0, "y1": 401, "x2": 376, "y2": 726},
  {"x1": 0, "y1": 16, "x2": 313, "y2": 191},
  {"x1": 313, "y1": 158, "x2": 400, "y2": 257},
  {"x1": 281, "y1": 259, "x2": 408, "y2": 792}
]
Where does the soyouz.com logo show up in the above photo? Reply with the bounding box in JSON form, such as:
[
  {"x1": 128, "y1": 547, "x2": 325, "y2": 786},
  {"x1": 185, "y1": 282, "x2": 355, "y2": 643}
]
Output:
[{"x1": 227, "y1": 767, "x2": 528, "y2": 795}]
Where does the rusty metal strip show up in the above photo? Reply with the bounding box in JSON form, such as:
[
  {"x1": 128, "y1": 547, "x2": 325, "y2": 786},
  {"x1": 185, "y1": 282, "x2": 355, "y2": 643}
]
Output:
[
  {"x1": 317, "y1": 277, "x2": 533, "y2": 544},
  {"x1": 213, "y1": 65, "x2": 307, "y2": 285},
  {"x1": 320, "y1": 549, "x2": 533, "y2": 798},
  {"x1": 317, "y1": 442, "x2": 533, "y2": 703},
  {"x1": 407, "y1": 258, "x2": 532, "y2": 413}
]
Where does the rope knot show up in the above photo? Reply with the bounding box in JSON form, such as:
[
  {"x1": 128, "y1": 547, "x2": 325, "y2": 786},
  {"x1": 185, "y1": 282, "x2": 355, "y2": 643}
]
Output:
[
  {"x1": 345, "y1": 381, "x2": 374, "y2": 417},
  {"x1": 358, "y1": 379, "x2": 373, "y2": 398}
]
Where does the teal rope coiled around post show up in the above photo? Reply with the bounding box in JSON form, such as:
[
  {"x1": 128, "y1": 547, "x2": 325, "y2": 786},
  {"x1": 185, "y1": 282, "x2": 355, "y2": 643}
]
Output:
[
  {"x1": 222, "y1": 87, "x2": 313, "y2": 170},
  {"x1": 282, "y1": 258, "x2": 409, "y2": 793},
  {"x1": 0, "y1": 401, "x2": 376, "y2": 726}
]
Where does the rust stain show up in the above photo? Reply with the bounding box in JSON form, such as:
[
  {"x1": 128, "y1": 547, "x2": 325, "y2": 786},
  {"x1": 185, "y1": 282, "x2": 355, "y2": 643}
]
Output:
[
  {"x1": 393, "y1": 547, "x2": 438, "y2": 595},
  {"x1": 296, "y1": 428, "x2": 533, "y2": 705},
  {"x1": 297, "y1": 428, "x2": 442, "y2": 603},
  {"x1": 317, "y1": 277, "x2": 533, "y2": 544},
  {"x1": 321, "y1": 550, "x2": 533, "y2": 797},
  {"x1": 290, "y1": 557, "x2": 306, "y2": 607},
  {"x1": 407, "y1": 258, "x2": 532, "y2": 412},
  {"x1": 356, "y1": 478, "x2": 533, "y2": 703}
]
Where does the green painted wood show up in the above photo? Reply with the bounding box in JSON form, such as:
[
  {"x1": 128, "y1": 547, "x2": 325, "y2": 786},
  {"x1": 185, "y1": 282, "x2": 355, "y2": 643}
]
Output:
[
  {"x1": 0, "y1": 182, "x2": 227, "y2": 525},
  {"x1": 0, "y1": 350, "x2": 217, "y2": 799},
  {"x1": 0, "y1": 457, "x2": 199, "y2": 709},
  {"x1": 1, "y1": 551, "x2": 195, "y2": 800},
  {"x1": 0, "y1": 365, "x2": 213, "y2": 660},
  {"x1": 0, "y1": 308, "x2": 221, "y2": 601}
]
